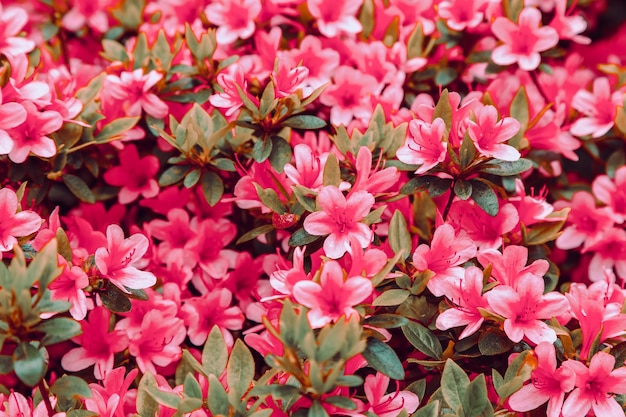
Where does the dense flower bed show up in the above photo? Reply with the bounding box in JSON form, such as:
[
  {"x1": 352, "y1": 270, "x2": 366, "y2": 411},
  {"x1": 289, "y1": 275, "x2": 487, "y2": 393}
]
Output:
[{"x1": 1, "y1": 0, "x2": 626, "y2": 416}]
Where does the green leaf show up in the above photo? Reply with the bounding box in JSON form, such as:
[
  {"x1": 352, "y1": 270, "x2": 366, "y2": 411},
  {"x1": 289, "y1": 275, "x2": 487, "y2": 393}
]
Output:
[
  {"x1": 288, "y1": 228, "x2": 320, "y2": 247},
  {"x1": 453, "y1": 179, "x2": 472, "y2": 200},
  {"x1": 236, "y1": 224, "x2": 275, "y2": 244},
  {"x1": 470, "y1": 180, "x2": 499, "y2": 216},
  {"x1": 282, "y1": 114, "x2": 327, "y2": 130},
  {"x1": 113, "y1": 0, "x2": 145, "y2": 30},
  {"x1": 101, "y1": 39, "x2": 129, "y2": 62},
  {"x1": 400, "y1": 176, "x2": 452, "y2": 197},
  {"x1": 137, "y1": 374, "x2": 160, "y2": 417},
  {"x1": 459, "y1": 133, "x2": 476, "y2": 170},
  {"x1": 63, "y1": 174, "x2": 95, "y2": 203},
  {"x1": 50, "y1": 375, "x2": 93, "y2": 400},
  {"x1": 252, "y1": 137, "x2": 273, "y2": 162},
  {"x1": 159, "y1": 165, "x2": 192, "y2": 187},
  {"x1": 183, "y1": 168, "x2": 202, "y2": 188},
  {"x1": 200, "y1": 170, "x2": 224, "y2": 206},
  {"x1": 402, "y1": 320, "x2": 442, "y2": 360},
  {"x1": 27, "y1": 238, "x2": 63, "y2": 293},
  {"x1": 309, "y1": 400, "x2": 330, "y2": 417},
  {"x1": 372, "y1": 289, "x2": 410, "y2": 307},
  {"x1": 462, "y1": 374, "x2": 489, "y2": 417},
  {"x1": 324, "y1": 396, "x2": 356, "y2": 410},
  {"x1": 0, "y1": 355, "x2": 13, "y2": 374},
  {"x1": 36, "y1": 318, "x2": 82, "y2": 346},
  {"x1": 13, "y1": 343, "x2": 46, "y2": 387},
  {"x1": 481, "y1": 158, "x2": 533, "y2": 176},
  {"x1": 203, "y1": 326, "x2": 229, "y2": 377},
  {"x1": 441, "y1": 359, "x2": 470, "y2": 412},
  {"x1": 363, "y1": 314, "x2": 409, "y2": 329},
  {"x1": 184, "y1": 23, "x2": 216, "y2": 61},
  {"x1": 254, "y1": 183, "x2": 287, "y2": 214},
  {"x1": 100, "y1": 284, "x2": 132, "y2": 313},
  {"x1": 478, "y1": 327, "x2": 514, "y2": 356},
  {"x1": 269, "y1": 136, "x2": 293, "y2": 174},
  {"x1": 259, "y1": 81, "x2": 276, "y2": 118},
  {"x1": 432, "y1": 90, "x2": 452, "y2": 132},
  {"x1": 95, "y1": 117, "x2": 140, "y2": 142},
  {"x1": 76, "y1": 73, "x2": 106, "y2": 105},
  {"x1": 183, "y1": 373, "x2": 203, "y2": 399},
  {"x1": 362, "y1": 337, "x2": 405, "y2": 380},
  {"x1": 388, "y1": 210, "x2": 412, "y2": 260},
  {"x1": 508, "y1": 87, "x2": 529, "y2": 149},
  {"x1": 227, "y1": 339, "x2": 255, "y2": 401},
  {"x1": 435, "y1": 68, "x2": 458, "y2": 86},
  {"x1": 323, "y1": 153, "x2": 341, "y2": 187},
  {"x1": 413, "y1": 401, "x2": 439, "y2": 417}
]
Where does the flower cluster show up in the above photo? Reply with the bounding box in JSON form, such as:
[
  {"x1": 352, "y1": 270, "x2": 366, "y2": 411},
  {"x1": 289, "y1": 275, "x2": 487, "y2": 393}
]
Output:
[{"x1": 0, "y1": 0, "x2": 626, "y2": 416}]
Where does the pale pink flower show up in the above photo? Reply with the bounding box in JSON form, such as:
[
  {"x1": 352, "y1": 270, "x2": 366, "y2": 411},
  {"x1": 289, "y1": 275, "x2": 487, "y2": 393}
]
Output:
[
  {"x1": 95, "y1": 224, "x2": 157, "y2": 292},
  {"x1": 561, "y1": 352, "x2": 626, "y2": 417},
  {"x1": 508, "y1": 342, "x2": 575, "y2": 417},
  {"x1": 548, "y1": 0, "x2": 590, "y2": 45},
  {"x1": 269, "y1": 246, "x2": 310, "y2": 297},
  {"x1": 570, "y1": 77, "x2": 624, "y2": 138},
  {"x1": 396, "y1": 118, "x2": 447, "y2": 174},
  {"x1": 5, "y1": 102, "x2": 62, "y2": 163},
  {"x1": 284, "y1": 144, "x2": 325, "y2": 191},
  {"x1": 272, "y1": 61, "x2": 310, "y2": 98},
  {"x1": 293, "y1": 260, "x2": 372, "y2": 328},
  {"x1": 486, "y1": 275, "x2": 568, "y2": 344},
  {"x1": 209, "y1": 66, "x2": 258, "y2": 117},
  {"x1": 105, "y1": 69, "x2": 168, "y2": 119},
  {"x1": 491, "y1": 7, "x2": 559, "y2": 71},
  {"x1": 448, "y1": 201, "x2": 519, "y2": 251},
  {"x1": 555, "y1": 192, "x2": 614, "y2": 251},
  {"x1": 350, "y1": 146, "x2": 400, "y2": 196},
  {"x1": 61, "y1": 307, "x2": 129, "y2": 379},
  {"x1": 0, "y1": 392, "x2": 64, "y2": 417},
  {"x1": 0, "y1": 90, "x2": 26, "y2": 155},
  {"x1": 307, "y1": 0, "x2": 363, "y2": 38},
  {"x1": 278, "y1": 35, "x2": 340, "y2": 89},
  {"x1": 583, "y1": 227, "x2": 626, "y2": 280},
  {"x1": 361, "y1": 372, "x2": 420, "y2": 417},
  {"x1": 477, "y1": 245, "x2": 549, "y2": 288},
  {"x1": 205, "y1": 0, "x2": 262, "y2": 44},
  {"x1": 592, "y1": 166, "x2": 626, "y2": 223},
  {"x1": 467, "y1": 105, "x2": 521, "y2": 161},
  {"x1": 319, "y1": 66, "x2": 379, "y2": 126},
  {"x1": 61, "y1": 0, "x2": 111, "y2": 33},
  {"x1": 103, "y1": 144, "x2": 160, "y2": 204},
  {"x1": 0, "y1": 187, "x2": 41, "y2": 253},
  {"x1": 412, "y1": 223, "x2": 477, "y2": 297},
  {"x1": 0, "y1": 4, "x2": 35, "y2": 56},
  {"x1": 436, "y1": 266, "x2": 489, "y2": 339},
  {"x1": 187, "y1": 218, "x2": 237, "y2": 278},
  {"x1": 49, "y1": 256, "x2": 90, "y2": 320},
  {"x1": 438, "y1": 0, "x2": 488, "y2": 31},
  {"x1": 303, "y1": 186, "x2": 375, "y2": 259}
]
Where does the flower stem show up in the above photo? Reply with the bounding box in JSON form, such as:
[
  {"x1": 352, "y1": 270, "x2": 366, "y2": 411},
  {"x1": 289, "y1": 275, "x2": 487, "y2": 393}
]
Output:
[{"x1": 38, "y1": 380, "x2": 54, "y2": 417}]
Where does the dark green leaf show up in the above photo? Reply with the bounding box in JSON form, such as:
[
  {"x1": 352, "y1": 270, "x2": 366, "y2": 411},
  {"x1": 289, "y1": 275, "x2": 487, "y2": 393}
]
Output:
[
  {"x1": 50, "y1": 375, "x2": 93, "y2": 400},
  {"x1": 308, "y1": 400, "x2": 329, "y2": 417},
  {"x1": 441, "y1": 359, "x2": 470, "y2": 412},
  {"x1": 183, "y1": 168, "x2": 202, "y2": 188},
  {"x1": 63, "y1": 174, "x2": 95, "y2": 203},
  {"x1": 269, "y1": 136, "x2": 293, "y2": 173},
  {"x1": 254, "y1": 183, "x2": 286, "y2": 214},
  {"x1": 236, "y1": 224, "x2": 275, "y2": 245},
  {"x1": 94, "y1": 117, "x2": 140, "y2": 142},
  {"x1": 363, "y1": 314, "x2": 409, "y2": 329},
  {"x1": 388, "y1": 210, "x2": 412, "y2": 260},
  {"x1": 200, "y1": 170, "x2": 224, "y2": 206},
  {"x1": 362, "y1": 337, "x2": 405, "y2": 380},
  {"x1": 36, "y1": 318, "x2": 82, "y2": 346},
  {"x1": 462, "y1": 374, "x2": 489, "y2": 417},
  {"x1": 478, "y1": 328, "x2": 514, "y2": 356},
  {"x1": 402, "y1": 320, "x2": 442, "y2": 360},
  {"x1": 470, "y1": 180, "x2": 499, "y2": 216},
  {"x1": 100, "y1": 284, "x2": 132, "y2": 313},
  {"x1": 288, "y1": 228, "x2": 320, "y2": 247},
  {"x1": 252, "y1": 137, "x2": 273, "y2": 162},
  {"x1": 435, "y1": 68, "x2": 458, "y2": 86},
  {"x1": 481, "y1": 158, "x2": 533, "y2": 176},
  {"x1": 400, "y1": 176, "x2": 452, "y2": 197},
  {"x1": 0, "y1": 356, "x2": 13, "y2": 374},
  {"x1": 453, "y1": 179, "x2": 472, "y2": 200},
  {"x1": 159, "y1": 165, "x2": 192, "y2": 187},
  {"x1": 283, "y1": 114, "x2": 327, "y2": 130},
  {"x1": 13, "y1": 343, "x2": 46, "y2": 387}
]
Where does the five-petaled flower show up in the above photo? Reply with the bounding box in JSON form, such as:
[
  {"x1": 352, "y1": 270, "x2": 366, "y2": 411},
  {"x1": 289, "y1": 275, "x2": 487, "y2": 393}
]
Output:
[{"x1": 0, "y1": 187, "x2": 41, "y2": 253}]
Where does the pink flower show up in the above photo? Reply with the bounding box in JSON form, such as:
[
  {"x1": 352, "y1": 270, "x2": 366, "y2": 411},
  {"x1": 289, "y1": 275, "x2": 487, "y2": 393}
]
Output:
[
  {"x1": 319, "y1": 66, "x2": 379, "y2": 126},
  {"x1": 0, "y1": 4, "x2": 35, "y2": 56},
  {"x1": 548, "y1": 0, "x2": 590, "y2": 45},
  {"x1": 555, "y1": 192, "x2": 614, "y2": 251},
  {"x1": 205, "y1": 0, "x2": 261, "y2": 44},
  {"x1": 181, "y1": 288, "x2": 244, "y2": 346},
  {"x1": 293, "y1": 260, "x2": 372, "y2": 328},
  {"x1": 0, "y1": 90, "x2": 26, "y2": 155},
  {"x1": 350, "y1": 146, "x2": 400, "y2": 196},
  {"x1": 49, "y1": 257, "x2": 90, "y2": 320},
  {"x1": 467, "y1": 105, "x2": 521, "y2": 161},
  {"x1": 448, "y1": 201, "x2": 519, "y2": 251},
  {"x1": 283, "y1": 144, "x2": 325, "y2": 191},
  {"x1": 187, "y1": 218, "x2": 237, "y2": 278},
  {"x1": 88, "y1": 367, "x2": 138, "y2": 417},
  {"x1": 561, "y1": 352, "x2": 626, "y2": 417},
  {"x1": 103, "y1": 145, "x2": 160, "y2": 204},
  {"x1": 0, "y1": 187, "x2": 41, "y2": 253},
  {"x1": 95, "y1": 224, "x2": 157, "y2": 292},
  {"x1": 146, "y1": 208, "x2": 197, "y2": 269},
  {"x1": 412, "y1": 223, "x2": 477, "y2": 297},
  {"x1": 397, "y1": 118, "x2": 447, "y2": 174},
  {"x1": 61, "y1": 0, "x2": 110, "y2": 33},
  {"x1": 4, "y1": 102, "x2": 62, "y2": 163},
  {"x1": 125, "y1": 309, "x2": 186, "y2": 375},
  {"x1": 278, "y1": 35, "x2": 340, "y2": 89},
  {"x1": 583, "y1": 227, "x2": 626, "y2": 280},
  {"x1": 570, "y1": 77, "x2": 624, "y2": 138},
  {"x1": 508, "y1": 342, "x2": 575, "y2": 417},
  {"x1": 105, "y1": 69, "x2": 168, "y2": 119},
  {"x1": 438, "y1": 0, "x2": 488, "y2": 31},
  {"x1": 592, "y1": 166, "x2": 626, "y2": 223},
  {"x1": 272, "y1": 61, "x2": 310, "y2": 98},
  {"x1": 436, "y1": 266, "x2": 489, "y2": 339},
  {"x1": 307, "y1": 0, "x2": 363, "y2": 38},
  {"x1": 303, "y1": 186, "x2": 375, "y2": 259},
  {"x1": 477, "y1": 245, "x2": 549, "y2": 288},
  {"x1": 486, "y1": 275, "x2": 568, "y2": 344},
  {"x1": 361, "y1": 372, "x2": 420, "y2": 417},
  {"x1": 209, "y1": 66, "x2": 258, "y2": 117},
  {"x1": 491, "y1": 7, "x2": 559, "y2": 71},
  {"x1": 61, "y1": 306, "x2": 129, "y2": 379}
]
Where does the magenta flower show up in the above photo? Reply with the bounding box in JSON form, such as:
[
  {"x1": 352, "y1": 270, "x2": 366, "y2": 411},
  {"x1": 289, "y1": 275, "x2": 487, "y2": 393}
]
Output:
[
  {"x1": 103, "y1": 145, "x2": 160, "y2": 205},
  {"x1": 293, "y1": 260, "x2": 372, "y2": 328},
  {"x1": 477, "y1": 245, "x2": 549, "y2": 288},
  {"x1": 570, "y1": 77, "x2": 624, "y2": 138},
  {"x1": 350, "y1": 146, "x2": 400, "y2": 196},
  {"x1": 561, "y1": 352, "x2": 626, "y2": 417},
  {"x1": 508, "y1": 342, "x2": 575, "y2": 417},
  {"x1": 307, "y1": 0, "x2": 363, "y2": 38},
  {"x1": 436, "y1": 266, "x2": 489, "y2": 339},
  {"x1": 555, "y1": 191, "x2": 614, "y2": 251},
  {"x1": 0, "y1": 4, "x2": 35, "y2": 56},
  {"x1": 61, "y1": 307, "x2": 129, "y2": 380},
  {"x1": 486, "y1": 275, "x2": 568, "y2": 344},
  {"x1": 105, "y1": 69, "x2": 168, "y2": 119},
  {"x1": 319, "y1": 66, "x2": 379, "y2": 126},
  {"x1": 4, "y1": 102, "x2": 62, "y2": 163},
  {"x1": 467, "y1": 105, "x2": 521, "y2": 161},
  {"x1": 491, "y1": 7, "x2": 559, "y2": 71},
  {"x1": 209, "y1": 66, "x2": 259, "y2": 117},
  {"x1": 438, "y1": 0, "x2": 488, "y2": 31},
  {"x1": 592, "y1": 165, "x2": 626, "y2": 223},
  {"x1": 49, "y1": 257, "x2": 90, "y2": 320},
  {"x1": 283, "y1": 144, "x2": 325, "y2": 191},
  {"x1": 362, "y1": 372, "x2": 420, "y2": 417},
  {"x1": 412, "y1": 223, "x2": 477, "y2": 297},
  {"x1": 95, "y1": 224, "x2": 157, "y2": 292},
  {"x1": 0, "y1": 90, "x2": 26, "y2": 156},
  {"x1": 0, "y1": 187, "x2": 41, "y2": 253},
  {"x1": 205, "y1": 0, "x2": 261, "y2": 44},
  {"x1": 303, "y1": 185, "x2": 375, "y2": 259},
  {"x1": 396, "y1": 118, "x2": 447, "y2": 174}
]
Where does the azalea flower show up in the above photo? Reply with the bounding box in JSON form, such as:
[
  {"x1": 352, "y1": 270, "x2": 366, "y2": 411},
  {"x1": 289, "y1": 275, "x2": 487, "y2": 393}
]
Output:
[
  {"x1": 438, "y1": 0, "x2": 488, "y2": 31},
  {"x1": 0, "y1": 187, "x2": 41, "y2": 253},
  {"x1": 105, "y1": 69, "x2": 168, "y2": 119},
  {"x1": 592, "y1": 166, "x2": 626, "y2": 223},
  {"x1": 477, "y1": 245, "x2": 549, "y2": 288},
  {"x1": 103, "y1": 144, "x2": 160, "y2": 205},
  {"x1": 307, "y1": 0, "x2": 363, "y2": 38},
  {"x1": 0, "y1": 4, "x2": 35, "y2": 56},
  {"x1": 319, "y1": 66, "x2": 379, "y2": 126},
  {"x1": 95, "y1": 224, "x2": 157, "y2": 292},
  {"x1": 4, "y1": 102, "x2": 63, "y2": 163},
  {"x1": 561, "y1": 352, "x2": 626, "y2": 417},
  {"x1": 508, "y1": 342, "x2": 575, "y2": 417},
  {"x1": 555, "y1": 191, "x2": 614, "y2": 251},
  {"x1": 360, "y1": 372, "x2": 420, "y2": 417},
  {"x1": 396, "y1": 118, "x2": 447, "y2": 174},
  {"x1": 570, "y1": 77, "x2": 624, "y2": 138},
  {"x1": 303, "y1": 185, "x2": 375, "y2": 259},
  {"x1": 491, "y1": 7, "x2": 559, "y2": 71},
  {"x1": 205, "y1": 0, "x2": 262, "y2": 44},
  {"x1": 467, "y1": 105, "x2": 521, "y2": 161},
  {"x1": 293, "y1": 260, "x2": 373, "y2": 328}
]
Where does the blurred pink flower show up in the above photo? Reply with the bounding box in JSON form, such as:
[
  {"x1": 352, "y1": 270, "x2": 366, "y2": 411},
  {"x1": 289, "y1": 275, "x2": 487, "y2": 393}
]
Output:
[
  {"x1": 438, "y1": 0, "x2": 488, "y2": 31},
  {"x1": 5, "y1": 102, "x2": 62, "y2": 163},
  {"x1": 555, "y1": 191, "x2": 614, "y2": 251},
  {"x1": 103, "y1": 144, "x2": 160, "y2": 204},
  {"x1": 592, "y1": 166, "x2": 626, "y2": 223},
  {"x1": 307, "y1": 0, "x2": 363, "y2": 38},
  {"x1": 205, "y1": 0, "x2": 261, "y2": 44},
  {"x1": 106, "y1": 69, "x2": 168, "y2": 119},
  {"x1": 0, "y1": 4, "x2": 35, "y2": 56},
  {"x1": 491, "y1": 7, "x2": 559, "y2": 71},
  {"x1": 0, "y1": 187, "x2": 41, "y2": 253},
  {"x1": 570, "y1": 77, "x2": 623, "y2": 138},
  {"x1": 303, "y1": 185, "x2": 375, "y2": 259},
  {"x1": 293, "y1": 260, "x2": 372, "y2": 328},
  {"x1": 467, "y1": 105, "x2": 521, "y2": 161}
]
